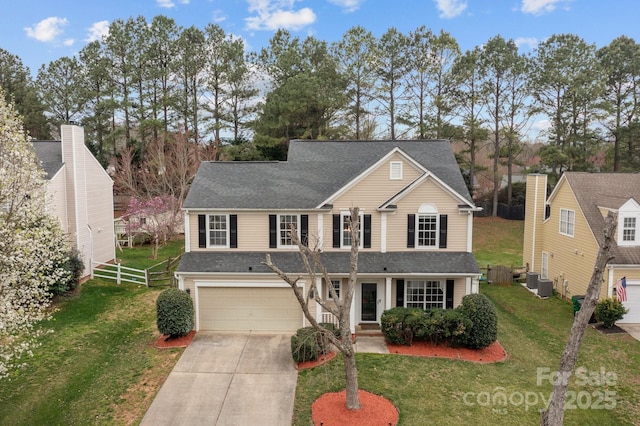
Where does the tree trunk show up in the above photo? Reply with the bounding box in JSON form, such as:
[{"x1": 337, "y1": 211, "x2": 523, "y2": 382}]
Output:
[
  {"x1": 343, "y1": 350, "x2": 360, "y2": 409},
  {"x1": 540, "y1": 212, "x2": 617, "y2": 425}
]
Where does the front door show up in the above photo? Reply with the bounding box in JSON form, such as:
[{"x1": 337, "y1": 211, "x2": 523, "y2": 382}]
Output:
[{"x1": 361, "y1": 283, "x2": 377, "y2": 321}]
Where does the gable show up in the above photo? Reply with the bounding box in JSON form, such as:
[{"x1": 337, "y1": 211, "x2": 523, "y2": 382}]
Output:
[{"x1": 320, "y1": 149, "x2": 425, "y2": 209}]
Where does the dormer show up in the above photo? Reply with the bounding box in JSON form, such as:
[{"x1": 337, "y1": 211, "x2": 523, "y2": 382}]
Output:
[{"x1": 617, "y1": 198, "x2": 640, "y2": 247}]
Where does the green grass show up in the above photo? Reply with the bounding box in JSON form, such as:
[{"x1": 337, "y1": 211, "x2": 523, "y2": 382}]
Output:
[
  {"x1": 293, "y1": 217, "x2": 640, "y2": 425},
  {"x1": 473, "y1": 217, "x2": 524, "y2": 268},
  {"x1": 294, "y1": 284, "x2": 640, "y2": 425},
  {"x1": 0, "y1": 239, "x2": 186, "y2": 426}
]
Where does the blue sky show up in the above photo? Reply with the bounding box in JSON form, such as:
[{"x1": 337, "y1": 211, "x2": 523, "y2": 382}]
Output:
[{"x1": 2, "y1": 0, "x2": 640, "y2": 75}]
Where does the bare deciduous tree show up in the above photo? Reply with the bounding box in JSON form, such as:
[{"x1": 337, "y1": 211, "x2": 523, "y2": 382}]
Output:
[
  {"x1": 540, "y1": 212, "x2": 617, "y2": 425},
  {"x1": 263, "y1": 207, "x2": 362, "y2": 410}
]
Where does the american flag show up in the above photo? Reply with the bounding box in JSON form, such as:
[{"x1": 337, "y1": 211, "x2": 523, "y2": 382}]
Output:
[{"x1": 616, "y1": 277, "x2": 627, "y2": 302}]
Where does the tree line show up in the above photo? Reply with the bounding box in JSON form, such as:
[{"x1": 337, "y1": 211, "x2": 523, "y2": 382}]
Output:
[{"x1": 2, "y1": 16, "x2": 640, "y2": 211}]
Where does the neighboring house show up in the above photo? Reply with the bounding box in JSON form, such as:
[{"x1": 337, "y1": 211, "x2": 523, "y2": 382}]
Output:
[
  {"x1": 175, "y1": 140, "x2": 482, "y2": 333},
  {"x1": 523, "y1": 173, "x2": 640, "y2": 323},
  {"x1": 33, "y1": 125, "x2": 115, "y2": 278}
]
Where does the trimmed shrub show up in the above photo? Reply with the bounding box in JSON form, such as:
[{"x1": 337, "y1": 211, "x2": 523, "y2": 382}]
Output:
[
  {"x1": 595, "y1": 298, "x2": 628, "y2": 328},
  {"x1": 413, "y1": 309, "x2": 472, "y2": 346},
  {"x1": 319, "y1": 322, "x2": 341, "y2": 339},
  {"x1": 156, "y1": 288, "x2": 194, "y2": 338},
  {"x1": 381, "y1": 307, "x2": 424, "y2": 345},
  {"x1": 457, "y1": 294, "x2": 498, "y2": 349},
  {"x1": 49, "y1": 249, "x2": 84, "y2": 296},
  {"x1": 291, "y1": 327, "x2": 320, "y2": 362}
]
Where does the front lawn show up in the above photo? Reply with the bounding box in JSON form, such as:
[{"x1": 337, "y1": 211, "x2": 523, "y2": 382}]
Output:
[
  {"x1": 0, "y1": 239, "x2": 185, "y2": 425},
  {"x1": 293, "y1": 283, "x2": 640, "y2": 425}
]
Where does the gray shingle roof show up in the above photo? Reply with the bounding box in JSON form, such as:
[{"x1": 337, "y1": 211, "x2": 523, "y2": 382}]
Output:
[
  {"x1": 562, "y1": 172, "x2": 640, "y2": 265},
  {"x1": 32, "y1": 141, "x2": 63, "y2": 179},
  {"x1": 184, "y1": 140, "x2": 472, "y2": 210},
  {"x1": 177, "y1": 251, "x2": 481, "y2": 275}
]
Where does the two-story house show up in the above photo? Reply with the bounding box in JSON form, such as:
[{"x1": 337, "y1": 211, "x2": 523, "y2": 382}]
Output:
[
  {"x1": 33, "y1": 125, "x2": 115, "y2": 279},
  {"x1": 175, "y1": 140, "x2": 482, "y2": 333},
  {"x1": 524, "y1": 173, "x2": 640, "y2": 323}
]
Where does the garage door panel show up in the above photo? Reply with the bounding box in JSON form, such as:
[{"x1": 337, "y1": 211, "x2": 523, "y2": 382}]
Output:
[
  {"x1": 198, "y1": 287, "x2": 302, "y2": 331},
  {"x1": 618, "y1": 283, "x2": 640, "y2": 324}
]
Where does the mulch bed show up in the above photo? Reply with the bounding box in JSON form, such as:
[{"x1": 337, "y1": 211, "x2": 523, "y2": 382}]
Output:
[
  {"x1": 152, "y1": 330, "x2": 196, "y2": 349},
  {"x1": 592, "y1": 324, "x2": 628, "y2": 334},
  {"x1": 312, "y1": 390, "x2": 399, "y2": 426},
  {"x1": 297, "y1": 351, "x2": 337, "y2": 370},
  {"x1": 387, "y1": 340, "x2": 508, "y2": 363}
]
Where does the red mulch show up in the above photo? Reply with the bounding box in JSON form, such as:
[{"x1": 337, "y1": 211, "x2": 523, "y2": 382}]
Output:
[
  {"x1": 387, "y1": 340, "x2": 507, "y2": 363},
  {"x1": 312, "y1": 390, "x2": 398, "y2": 426},
  {"x1": 297, "y1": 351, "x2": 337, "y2": 370},
  {"x1": 152, "y1": 330, "x2": 196, "y2": 349}
]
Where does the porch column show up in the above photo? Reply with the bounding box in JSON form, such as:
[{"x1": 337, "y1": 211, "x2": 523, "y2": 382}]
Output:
[
  {"x1": 385, "y1": 277, "x2": 392, "y2": 311},
  {"x1": 315, "y1": 277, "x2": 323, "y2": 324}
]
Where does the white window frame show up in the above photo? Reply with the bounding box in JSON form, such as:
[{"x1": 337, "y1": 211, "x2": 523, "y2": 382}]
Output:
[
  {"x1": 405, "y1": 280, "x2": 445, "y2": 310},
  {"x1": 620, "y1": 216, "x2": 637, "y2": 245},
  {"x1": 207, "y1": 214, "x2": 229, "y2": 248},
  {"x1": 559, "y1": 208, "x2": 575, "y2": 237},
  {"x1": 341, "y1": 211, "x2": 364, "y2": 248},
  {"x1": 390, "y1": 161, "x2": 403, "y2": 180},
  {"x1": 278, "y1": 214, "x2": 300, "y2": 248},
  {"x1": 416, "y1": 204, "x2": 438, "y2": 249},
  {"x1": 327, "y1": 279, "x2": 341, "y2": 299},
  {"x1": 541, "y1": 252, "x2": 549, "y2": 280}
]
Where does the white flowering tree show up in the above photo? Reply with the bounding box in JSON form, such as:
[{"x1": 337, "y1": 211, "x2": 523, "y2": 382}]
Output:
[{"x1": 0, "y1": 91, "x2": 72, "y2": 379}]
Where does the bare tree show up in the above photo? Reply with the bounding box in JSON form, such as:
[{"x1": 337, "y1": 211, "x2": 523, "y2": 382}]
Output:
[
  {"x1": 263, "y1": 207, "x2": 362, "y2": 410},
  {"x1": 540, "y1": 212, "x2": 617, "y2": 425}
]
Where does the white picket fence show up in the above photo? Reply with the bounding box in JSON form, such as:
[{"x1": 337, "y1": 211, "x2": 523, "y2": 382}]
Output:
[{"x1": 92, "y1": 261, "x2": 148, "y2": 286}]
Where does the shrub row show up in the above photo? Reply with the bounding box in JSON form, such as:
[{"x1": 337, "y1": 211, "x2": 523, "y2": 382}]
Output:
[
  {"x1": 290, "y1": 323, "x2": 340, "y2": 363},
  {"x1": 381, "y1": 294, "x2": 498, "y2": 349}
]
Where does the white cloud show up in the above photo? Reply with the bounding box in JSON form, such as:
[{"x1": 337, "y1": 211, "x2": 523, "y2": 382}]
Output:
[
  {"x1": 531, "y1": 119, "x2": 551, "y2": 132},
  {"x1": 63, "y1": 38, "x2": 74, "y2": 47},
  {"x1": 434, "y1": 0, "x2": 467, "y2": 19},
  {"x1": 85, "y1": 21, "x2": 110, "y2": 42},
  {"x1": 521, "y1": 0, "x2": 571, "y2": 15},
  {"x1": 515, "y1": 37, "x2": 538, "y2": 50},
  {"x1": 327, "y1": 0, "x2": 364, "y2": 13},
  {"x1": 245, "y1": 0, "x2": 316, "y2": 31},
  {"x1": 157, "y1": 0, "x2": 175, "y2": 8},
  {"x1": 24, "y1": 17, "x2": 68, "y2": 42},
  {"x1": 212, "y1": 9, "x2": 227, "y2": 23}
]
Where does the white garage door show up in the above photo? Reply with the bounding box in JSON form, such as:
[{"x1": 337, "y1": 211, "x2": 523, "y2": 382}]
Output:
[
  {"x1": 198, "y1": 286, "x2": 302, "y2": 331},
  {"x1": 618, "y1": 281, "x2": 640, "y2": 324}
]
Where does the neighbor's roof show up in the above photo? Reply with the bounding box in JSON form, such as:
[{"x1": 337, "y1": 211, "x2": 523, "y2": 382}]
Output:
[
  {"x1": 177, "y1": 251, "x2": 481, "y2": 275},
  {"x1": 184, "y1": 139, "x2": 472, "y2": 210},
  {"x1": 562, "y1": 172, "x2": 640, "y2": 265},
  {"x1": 32, "y1": 141, "x2": 63, "y2": 179}
]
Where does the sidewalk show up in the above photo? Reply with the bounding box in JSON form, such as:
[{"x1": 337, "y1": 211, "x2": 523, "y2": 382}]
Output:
[{"x1": 354, "y1": 335, "x2": 389, "y2": 354}]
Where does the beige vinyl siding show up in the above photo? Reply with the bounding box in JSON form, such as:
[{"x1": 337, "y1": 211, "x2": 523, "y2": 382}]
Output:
[
  {"x1": 331, "y1": 153, "x2": 423, "y2": 212},
  {"x1": 541, "y1": 181, "x2": 600, "y2": 300},
  {"x1": 188, "y1": 212, "x2": 319, "y2": 251},
  {"x1": 386, "y1": 177, "x2": 468, "y2": 252}
]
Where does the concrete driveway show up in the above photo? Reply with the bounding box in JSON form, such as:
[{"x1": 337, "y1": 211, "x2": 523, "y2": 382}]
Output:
[
  {"x1": 141, "y1": 332, "x2": 297, "y2": 426},
  {"x1": 618, "y1": 323, "x2": 640, "y2": 341}
]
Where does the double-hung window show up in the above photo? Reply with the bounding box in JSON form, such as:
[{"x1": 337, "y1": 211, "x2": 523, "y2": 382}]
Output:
[
  {"x1": 417, "y1": 214, "x2": 437, "y2": 247},
  {"x1": 278, "y1": 214, "x2": 299, "y2": 248},
  {"x1": 341, "y1": 212, "x2": 363, "y2": 248},
  {"x1": 327, "y1": 279, "x2": 341, "y2": 299},
  {"x1": 208, "y1": 214, "x2": 228, "y2": 247},
  {"x1": 405, "y1": 280, "x2": 444, "y2": 310},
  {"x1": 622, "y1": 217, "x2": 637, "y2": 243},
  {"x1": 559, "y1": 209, "x2": 575, "y2": 236}
]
